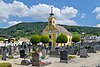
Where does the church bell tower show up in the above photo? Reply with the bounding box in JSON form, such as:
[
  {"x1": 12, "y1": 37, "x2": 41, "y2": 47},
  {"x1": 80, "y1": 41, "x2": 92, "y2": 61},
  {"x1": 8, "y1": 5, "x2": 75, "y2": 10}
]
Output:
[{"x1": 48, "y1": 7, "x2": 56, "y2": 26}]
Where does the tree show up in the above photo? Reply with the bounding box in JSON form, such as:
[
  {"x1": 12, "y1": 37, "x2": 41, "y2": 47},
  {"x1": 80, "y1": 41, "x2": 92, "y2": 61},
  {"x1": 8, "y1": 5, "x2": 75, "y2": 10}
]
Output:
[
  {"x1": 56, "y1": 33, "x2": 68, "y2": 46},
  {"x1": 0, "y1": 37, "x2": 4, "y2": 41},
  {"x1": 40, "y1": 34, "x2": 50, "y2": 46},
  {"x1": 30, "y1": 34, "x2": 40, "y2": 51},
  {"x1": 72, "y1": 35, "x2": 81, "y2": 43}
]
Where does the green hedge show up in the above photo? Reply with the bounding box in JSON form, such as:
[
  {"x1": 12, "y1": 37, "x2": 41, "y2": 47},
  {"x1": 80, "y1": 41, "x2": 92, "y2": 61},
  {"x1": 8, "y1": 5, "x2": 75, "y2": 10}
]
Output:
[{"x1": 0, "y1": 62, "x2": 12, "y2": 67}]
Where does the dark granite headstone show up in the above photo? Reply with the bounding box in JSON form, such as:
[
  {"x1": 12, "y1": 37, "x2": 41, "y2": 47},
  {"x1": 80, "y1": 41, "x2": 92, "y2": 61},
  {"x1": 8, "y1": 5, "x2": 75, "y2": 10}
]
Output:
[
  {"x1": 22, "y1": 42, "x2": 29, "y2": 54},
  {"x1": 88, "y1": 46, "x2": 96, "y2": 53},
  {"x1": 1, "y1": 47, "x2": 6, "y2": 60},
  {"x1": 20, "y1": 49, "x2": 26, "y2": 58},
  {"x1": 2, "y1": 50, "x2": 6, "y2": 60},
  {"x1": 80, "y1": 48, "x2": 88, "y2": 58},
  {"x1": 32, "y1": 52, "x2": 40, "y2": 66},
  {"x1": 8, "y1": 45, "x2": 12, "y2": 55},
  {"x1": 0, "y1": 48, "x2": 3, "y2": 55},
  {"x1": 60, "y1": 50, "x2": 68, "y2": 63}
]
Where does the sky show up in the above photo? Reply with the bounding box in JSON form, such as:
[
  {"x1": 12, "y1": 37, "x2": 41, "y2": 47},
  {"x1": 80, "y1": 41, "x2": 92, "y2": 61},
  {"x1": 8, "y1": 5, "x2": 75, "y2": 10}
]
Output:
[{"x1": 0, "y1": 0, "x2": 100, "y2": 28}]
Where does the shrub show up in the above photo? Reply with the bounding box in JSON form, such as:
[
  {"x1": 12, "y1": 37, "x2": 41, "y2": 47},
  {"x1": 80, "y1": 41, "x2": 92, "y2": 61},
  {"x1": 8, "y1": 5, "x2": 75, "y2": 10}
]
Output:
[
  {"x1": 68, "y1": 55, "x2": 76, "y2": 60},
  {"x1": 72, "y1": 35, "x2": 81, "y2": 43},
  {"x1": 0, "y1": 62, "x2": 12, "y2": 67},
  {"x1": 0, "y1": 55, "x2": 2, "y2": 59},
  {"x1": 56, "y1": 33, "x2": 68, "y2": 44},
  {"x1": 7, "y1": 55, "x2": 14, "y2": 59}
]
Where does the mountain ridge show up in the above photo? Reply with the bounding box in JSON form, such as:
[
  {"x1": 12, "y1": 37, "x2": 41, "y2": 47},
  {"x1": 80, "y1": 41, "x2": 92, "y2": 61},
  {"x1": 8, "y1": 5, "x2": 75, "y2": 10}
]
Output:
[{"x1": 0, "y1": 22, "x2": 100, "y2": 38}]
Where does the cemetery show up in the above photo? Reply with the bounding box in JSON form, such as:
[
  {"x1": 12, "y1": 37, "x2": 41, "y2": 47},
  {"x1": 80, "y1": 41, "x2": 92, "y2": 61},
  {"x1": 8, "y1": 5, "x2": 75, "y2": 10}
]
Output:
[
  {"x1": 0, "y1": 7, "x2": 100, "y2": 67},
  {"x1": 0, "y1": 37, "x2": 100, "y2": 67}
]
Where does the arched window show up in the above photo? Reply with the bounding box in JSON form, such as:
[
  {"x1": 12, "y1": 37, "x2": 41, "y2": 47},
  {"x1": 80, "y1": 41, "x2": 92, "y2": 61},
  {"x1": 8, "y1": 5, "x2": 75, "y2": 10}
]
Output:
[
  {"x1": 50, "y1": 21, "x2": 52, "y2": 23},
  {"x1": 53, "y1": 21, "x2": 55, "y2": 23}
]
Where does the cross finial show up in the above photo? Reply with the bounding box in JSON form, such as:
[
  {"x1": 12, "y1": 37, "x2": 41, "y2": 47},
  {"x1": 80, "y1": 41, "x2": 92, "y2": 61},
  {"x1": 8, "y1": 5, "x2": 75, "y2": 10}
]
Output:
[
  {"x1": 50, "y1": 7, "x2": 54, "y2": 16},
  {"x1": 51, "y1": 7, "x2": 53, "y2": 13}
]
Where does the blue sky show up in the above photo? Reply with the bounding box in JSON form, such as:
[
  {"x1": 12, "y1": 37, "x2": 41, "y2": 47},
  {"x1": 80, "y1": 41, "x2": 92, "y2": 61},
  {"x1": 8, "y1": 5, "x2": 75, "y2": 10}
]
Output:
[{"x1": 0, "y1": 0, "x2": 100, "y2": 28}]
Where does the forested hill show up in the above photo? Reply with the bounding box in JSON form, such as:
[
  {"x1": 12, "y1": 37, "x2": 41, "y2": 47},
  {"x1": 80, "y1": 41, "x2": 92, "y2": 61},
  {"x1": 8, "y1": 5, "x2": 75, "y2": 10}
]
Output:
[{"x1": 0, "y1": 22, "x2": 100, "y2": 38}]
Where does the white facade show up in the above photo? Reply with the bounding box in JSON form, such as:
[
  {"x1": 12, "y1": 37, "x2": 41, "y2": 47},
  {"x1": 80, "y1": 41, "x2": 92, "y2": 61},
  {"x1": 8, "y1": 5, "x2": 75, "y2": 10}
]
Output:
[{"x1": 84, "y1": 35, "x2": 100, "y2": 42}]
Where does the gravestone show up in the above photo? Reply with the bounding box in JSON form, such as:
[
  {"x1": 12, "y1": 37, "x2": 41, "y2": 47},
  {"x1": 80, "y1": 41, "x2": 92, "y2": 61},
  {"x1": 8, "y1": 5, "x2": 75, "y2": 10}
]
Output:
[
  {"x1": 49, "y1": 42, "x2": 52, "y2": 50},
  {"x1": 95, "y1": 43, "x2": 100, "y2": 51},
  {"x1": 50, "y1": 49, "x2": 59, "y2": 56},
  {"x1": 8, "y1": 45, "x2": 12, "y2": 55},
  {"x1": 42, "y1": 48, "x2": 46, "y2": 57},
  {"x1": 51, "y1": 47, "x2": 55, "y2": 51},
  {"x1": 2, "y1": 47, "x2": 6, "y2": 60},
  {"x1": 16, "y1": 46, "x2": 19, "y2": 54},
  {"x1": 22, "y1": 42, "x2": 29, "y2": 54},
  {"x1": 32, "y1": 52, "x2": 40, "y2": 66},
  {"x1": 80, "y1": 47, "x2": 88, "y2": 58},
  {"x1": 67, "y1": 46, "x2": 74, "y2": 55},
  {"x1": 18, "y1": 45, "x2": 21, "y2": 53},
  {"x1": 70, "y1": 46, "x2": 75, "y2": 55},
  {"x1": 62, "y1": 46, "x2": 65, "y2": 51},
  {"x1": 2, "y1": 51, "x2": 6, "y2": 60},
  {"x1": 20, "y1": 49, "x2": 26, "y2": 58},
  {"x1": 88, "y1": 46, "x2": 96, "y2": 53},
  {"x1": 28, "y1": 43, "x2": 32, "y2": 53},
  {"x1": 0, "y1": 48, "x2": 3, "y2": 55},
  {"x1": 60, "y1": 50, "x2": 68, "y2": 63}
]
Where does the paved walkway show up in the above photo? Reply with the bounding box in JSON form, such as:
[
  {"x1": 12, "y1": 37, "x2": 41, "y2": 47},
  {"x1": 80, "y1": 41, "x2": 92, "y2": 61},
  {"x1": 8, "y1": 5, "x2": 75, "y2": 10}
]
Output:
[
  {"x1": 45, "y1": 52, "x2": 100, "y2": 67},
  {"x1": 1, "y1": 52, "x2": 100, "y2": 67}
]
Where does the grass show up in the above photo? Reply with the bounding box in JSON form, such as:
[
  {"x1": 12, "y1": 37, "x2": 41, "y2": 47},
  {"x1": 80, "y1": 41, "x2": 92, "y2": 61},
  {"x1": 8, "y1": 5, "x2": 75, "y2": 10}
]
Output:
[
  {"x1": 68, "y1": 55, "x2": 76, "y2": 60},
  {"x1": 0, "y1": 62, "x2": 12, "y2": 67}
]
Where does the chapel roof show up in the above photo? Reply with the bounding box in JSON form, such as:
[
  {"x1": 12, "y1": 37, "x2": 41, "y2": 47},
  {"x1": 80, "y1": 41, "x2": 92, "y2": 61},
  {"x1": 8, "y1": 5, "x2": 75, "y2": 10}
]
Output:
[{"x1": 56, "y1": 25, "x2": 72, "y2": 36}]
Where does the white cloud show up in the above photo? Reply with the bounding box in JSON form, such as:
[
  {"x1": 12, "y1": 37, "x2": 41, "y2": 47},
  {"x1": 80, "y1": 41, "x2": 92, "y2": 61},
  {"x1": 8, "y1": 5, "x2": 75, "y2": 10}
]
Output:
[
  {"x1": 94, "y1": 24, "x2": 100, "y2": 27},
  {"x1": 29, "y1": 4, "x2": 50, "y2": 21},
  {"x1": 56, "y1": 19, "x2": 78, "y2": 26},
  {"x1": 81, "y1": 13, "x2": 86, "y2": 18},
  {"x1": 93, "y1": 7, "x2": 100, "y2": 20},
  {"x1": 9, "y1": 1, "x2": 29, "y2": 17},
  {"x1": 93, "y1": 7, "x2": 100, "y2": 13},
  {"x1": 0, "y1": 1, "x2": 10, "y2": 20},
  {"x1": 61, "y1": 6, "x2": 78, "y2": 19},
  {"x1": 28, "y1": 4, "x2": 78, "y2": 25},
  {"x1": 8, "y1": 21, "x2": 22, "y2": 26},
  {"x1": 0, "y1": 0, "x2": 29, "y2": 20},
  {"x1": 0, "y1": 0, "x2": 78, "y2": 26},
  {"x1": 96, "y1": 14, "x2": 100, "y2": 20}
]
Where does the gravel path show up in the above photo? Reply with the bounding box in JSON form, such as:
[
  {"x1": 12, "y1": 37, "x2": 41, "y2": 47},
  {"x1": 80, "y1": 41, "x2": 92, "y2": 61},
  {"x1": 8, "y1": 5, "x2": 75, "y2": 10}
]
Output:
[
  {"x1": 1, "y1": 52, "x2": 100, "y2": 67},
  {"x1": 45, "y1": 51, "x2": 100, "y2": 67}
]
